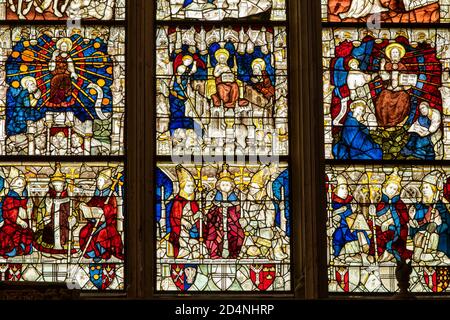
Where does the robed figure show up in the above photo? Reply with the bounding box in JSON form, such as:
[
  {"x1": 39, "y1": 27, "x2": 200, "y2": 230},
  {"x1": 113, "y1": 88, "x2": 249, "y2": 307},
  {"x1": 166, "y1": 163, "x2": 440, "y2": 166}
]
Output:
[
  {"x1": 211, "y1": 48, "x2": 248, "y2": 108},
  {"x1": 205, "y1": 165, "x2": 244, "y2": 259},
  {"x1": 331, "y1": 176, "x2": 370, "y2": 258},
  {"x1": 0, "y1": 170, "x2": 33, "y2": 258},
  {"x1": 79, "y1": 169, "x2": 124, "y2": 262},
  {"x1": 168, "y1": 165, "x2": 202, "y2": 259},
  {"x1": 48, "y1": 38, "x2": 77, "y2": 107},
  {"x1": 34, "y1": 164, "x2": 76, "y2": 255},
  {"x1": 375, "y1": 43, "x2": 411, "y2": 127},
  {"x1": 333, "y1": 100, "x2": 382, "y2": 160},
  {"x1": 409, "y1": 173, "x2": 450, "y2": 262},
  {"x1": 369, "y1": 172, "x2": 412, "y2": 262}
]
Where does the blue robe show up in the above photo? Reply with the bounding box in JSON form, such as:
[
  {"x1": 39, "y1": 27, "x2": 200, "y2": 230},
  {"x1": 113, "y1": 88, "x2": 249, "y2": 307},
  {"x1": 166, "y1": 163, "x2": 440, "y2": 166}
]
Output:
[
  {"x1": 410, "y1": 201, "x2": 450, "y2": 258},
  {"x1": 169, "y1": 64, "x2": 201, "y2": 135},
  {"x1": 332, "y1": 195, "x2": 369, "y2": 257},
  {"x1": 333, "y1": 112, "x2": 382, "y2": 160},
  {"x1": 401, "y1": 115, "x2": 435, "y2": 160}
]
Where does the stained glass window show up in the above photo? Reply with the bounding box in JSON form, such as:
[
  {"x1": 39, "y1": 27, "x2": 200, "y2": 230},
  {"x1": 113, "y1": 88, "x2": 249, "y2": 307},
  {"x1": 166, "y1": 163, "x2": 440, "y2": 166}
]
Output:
[
  {"x1": 0, "y1": 1, "x2": 126, "y2": 291},
  {"x1": 323, "y1": 1, "x2": 450, "y2": 294},
  {"x1": 156, "y1": 1, "x2": 291, "y2": 293}
]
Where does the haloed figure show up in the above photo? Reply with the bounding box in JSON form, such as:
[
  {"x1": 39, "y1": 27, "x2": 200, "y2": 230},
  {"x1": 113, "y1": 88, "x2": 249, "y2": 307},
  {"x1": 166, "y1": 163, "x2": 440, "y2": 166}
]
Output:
[
  {"x1": 48, "y1": 38, "x2": 77, "y2": 106},
  {"x1": 205, "y1": 165, "x2": 244, "y2": 259}
]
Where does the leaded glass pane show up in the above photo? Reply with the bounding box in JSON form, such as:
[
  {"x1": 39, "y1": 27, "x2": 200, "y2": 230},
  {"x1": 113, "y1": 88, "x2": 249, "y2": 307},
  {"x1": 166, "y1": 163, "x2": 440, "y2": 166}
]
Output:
[
  {"x1": 323, "y1": 28, "x2": 449, "y2": 161},
  {"x1": 327, "y1": 164, "x2": 450, "y2": 293},
  {"x1": 156, "y1": 26, "x2": 288, "y2": 157},
  {"x1": 0, "y1": 162, "x2": 125, "y2": 290},
  {"x1": 156, "y1": 162, "x2": 291, "y2": 292},
  {"x1": 0, "y1": 26, "x2": 125, "y2": 156}
]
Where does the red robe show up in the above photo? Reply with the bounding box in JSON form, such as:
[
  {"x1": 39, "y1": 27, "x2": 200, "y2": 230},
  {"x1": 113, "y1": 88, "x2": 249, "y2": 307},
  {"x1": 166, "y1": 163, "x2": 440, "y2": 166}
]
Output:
[
  {"x1": 253, "y1": 70, "x2": 275, "y2": 99},
  {"x1": 79, "y1": 195, "x2": 124, "y2": 261},
  {"x1": 168, "y1": 195, "x2": 200, "y2": 258},
  {"x1": 49, "y1": 55, "x2": 73, "y2": 106},
  {"x1": 205, "y1": 193, "x2": 244, "y2": 259},
  {"x1": 368, "y1": 195, "x2": 412, "y2": 261},
  {"x1": 0, "y1": 193, "x2": 33, "y2": 258}
]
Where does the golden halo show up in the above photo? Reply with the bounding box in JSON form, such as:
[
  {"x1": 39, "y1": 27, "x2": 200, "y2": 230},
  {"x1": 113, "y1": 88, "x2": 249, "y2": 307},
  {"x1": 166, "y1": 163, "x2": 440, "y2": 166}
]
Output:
[
  {"x1": 251, "y1": 58, "x2": 266, "y2": 70},
  {"x1": 348, "y1": 58, "x2": 360, "y2": 67},
  {"x1": 385, "y1": 43, "x2": 406, "y2": 60},
  {"x1": 215, "y1": 48, "x2": 230, "y2": 61},
  {"x1": 56, "y1": 38, "x2": 73, "y2": 52},
  {"x1": 182, "y1": 55, "x2": 193, "y2": 62}
]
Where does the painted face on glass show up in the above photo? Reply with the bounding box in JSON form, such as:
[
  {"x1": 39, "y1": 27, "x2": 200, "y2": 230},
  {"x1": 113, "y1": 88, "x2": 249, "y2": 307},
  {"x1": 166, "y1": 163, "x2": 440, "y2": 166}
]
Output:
[
  {"x1": 419, "y1": 103, "x2": 430, "y2": 116},
  {"x1": 52, "y1": 181, "x2": 65, "y2": 193},
  {"x1": 336, "y1": 184, "x2": 348, "y2": 199},
  {"x1": 26, "y1": 79, "x2": 37, "y2": 92},
  {"x1": 218, "y1": 54, "x2": 227, "y2": 64},
  {"x1": 12, "y1": 177, "x2": 26, "y2": 191},
  {"x1": 248, "y1": 182, "x2": 261, "y2": 196},
  {"x1": 422, "y1": 182, "x2": 435, "y2": 199},
  {"x1": 219, "y1": 180, "x2": 233, "y2": 193},
  {"x1": 353, "y1": 105, "x2": 365, "y2": 119},
  {"x1": 349, "y1": 60, "x2": 359, "y2": 70},
  {"x1": 183, "y1": 181, "x2": 196, "y2": 196},
  {"x1": 390, "y1": 48, "x2": 401, "y2": 63},
  {"x1": 183, "y1": 56, "x2": 193, "y2": 66},
  {"x1": 385, "y1": 182, "x2": 399, "y2": 198},
  {"x1": 97, "y1": 176, "x2": 107, "y2": 190},
  {"x1": 60, "y1": 42, "x2": 69, "y2": 52},
  {"x1": 253, "y1": 64, "x2": 262, "y2": 75}
]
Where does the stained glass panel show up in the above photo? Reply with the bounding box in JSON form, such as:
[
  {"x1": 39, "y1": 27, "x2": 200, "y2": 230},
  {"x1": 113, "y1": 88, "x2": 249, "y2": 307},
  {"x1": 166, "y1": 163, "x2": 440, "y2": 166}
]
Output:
[
  {"x1": 323, "y1": 28, "x2": 450, "y2": 160},
  {"x1": 156, "y1": 26, "x2": 288, "y2": 157},
  {"x1": 157, "y1": 0, "x2": 286, "y2": 21},
  {"x1": 156, "y1": 162, "x2": 291, "y2": 292},
  {"x1": 0, "y1": 0, "x2": 126, "y2": 20},
  {"x1": 327, "y1": 164, "x2": 450, "y2": 293},
  {"x1": 0, "y1": 26, "x2": 125, "y2": 156},
  {"x1": 322, "y1": 0, "x2": 449, "y2": 23},
  {"x1": 0, "y1": 162, "x2": 125, "y2": 290}
]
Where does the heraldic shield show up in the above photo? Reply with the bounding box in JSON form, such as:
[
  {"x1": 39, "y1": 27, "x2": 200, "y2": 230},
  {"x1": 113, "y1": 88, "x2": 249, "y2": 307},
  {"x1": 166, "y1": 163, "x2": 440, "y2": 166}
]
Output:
[
  {"x1": 171, "y1": 264, "x2": 198, "y2": 291},
  {"x1": 250, "y1": 264, "x2": 276, "y2": 291},
  {"x1": 424, "y1": 266, "x2": 450, "y2": 293},
  {"x1": 89, "y1": 264, "x2": 116, "y2": 290}
]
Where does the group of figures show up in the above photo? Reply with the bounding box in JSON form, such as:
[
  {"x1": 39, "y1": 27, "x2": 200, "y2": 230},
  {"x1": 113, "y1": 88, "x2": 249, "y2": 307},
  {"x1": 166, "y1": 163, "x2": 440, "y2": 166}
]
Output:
[
  {"x1": 0, "y1": 163, "x2": 125, "y2": 290},
  {"x1": 156, "y1": 26, "x2": 288, "y2": 157},
  {"x1": 156, "y1": 163, "x2": 290, "y2": 291},
  {"x1": 324, "y1": 0, "x2": 446, "y2": 23},
  {"x1": 4, "y1": 0, "x2": 125, "y2": 20},
  {"x1": 157, "y1": 0, "x2": 286, "y2": 21},
  {"x1": 0, "y1": 26, "x2": 125, "y2": 156},
  {"x1": 323, "y1": 28, "x2": 450, "y2": 160},
  {"x1": 327, "y1": 166, "x2": 450, "y2": 292}
]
